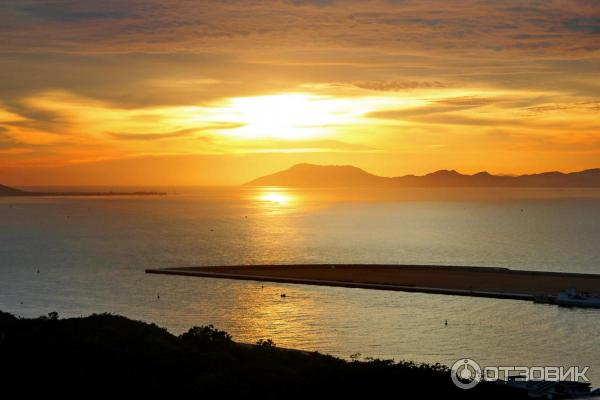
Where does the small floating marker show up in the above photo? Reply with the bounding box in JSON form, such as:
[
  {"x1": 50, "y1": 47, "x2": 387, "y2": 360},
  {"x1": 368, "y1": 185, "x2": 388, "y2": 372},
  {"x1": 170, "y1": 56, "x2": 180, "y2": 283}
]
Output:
[
  {"x1": 157, "y1": 294, "x2": 160, "y2": 299},
  {"x1": 445, "y1": 320, "x2": 448, "y2": 326}
]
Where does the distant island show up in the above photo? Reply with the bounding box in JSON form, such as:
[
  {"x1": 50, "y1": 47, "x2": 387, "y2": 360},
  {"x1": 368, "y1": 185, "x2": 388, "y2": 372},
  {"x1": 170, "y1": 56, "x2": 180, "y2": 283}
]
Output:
[
  {"x1": 246, "y1": 163, "x2": 600, "y2": 188},
  {"x1": 0, "y1": 184, "x2": 165, "y2": 197}
]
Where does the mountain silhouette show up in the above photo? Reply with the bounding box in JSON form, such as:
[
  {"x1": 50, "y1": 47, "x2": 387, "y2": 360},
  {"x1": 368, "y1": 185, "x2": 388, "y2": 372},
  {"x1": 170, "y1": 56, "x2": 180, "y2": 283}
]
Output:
[
  {"x1": 0, "y1": 184, "x2": 26, "y2": 196},
  {"x1": 0, "y1": 184, "x2": 165, "y2": 197},
  {"x1": 245, "y1": 163, "x2": 388, "y2": 187},
  {"x1": 246, "y1": 164, "x2": 600, "y2": 188}
]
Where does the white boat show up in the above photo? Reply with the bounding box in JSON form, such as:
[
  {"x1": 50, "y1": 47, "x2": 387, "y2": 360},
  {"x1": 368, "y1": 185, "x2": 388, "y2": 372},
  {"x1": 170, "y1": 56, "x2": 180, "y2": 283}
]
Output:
[
  {"x1": 494, "y1": 376, "x2": 594, "y2": 398},
  {"x1": 554, "y1": 288, "x2": 600, "y2": 308}
]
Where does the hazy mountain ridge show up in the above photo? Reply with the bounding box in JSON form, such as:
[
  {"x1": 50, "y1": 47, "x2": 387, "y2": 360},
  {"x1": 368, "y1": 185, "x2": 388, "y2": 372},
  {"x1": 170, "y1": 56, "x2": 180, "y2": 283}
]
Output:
[
  {"x1": 0, "y1": 184, "x2": 26, "y2": 196},
  {"x1": 0, "y1": 184, "x2": 165, "y2": 197},
  {"x1": 246, "y1": 163, "x2": 600, "y2": 187}
]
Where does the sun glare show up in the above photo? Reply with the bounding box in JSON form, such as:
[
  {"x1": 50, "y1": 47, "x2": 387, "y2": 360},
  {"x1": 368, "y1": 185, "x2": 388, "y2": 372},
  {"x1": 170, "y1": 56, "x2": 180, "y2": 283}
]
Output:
[{"x1": 212, "y1": 93, "x2": 367, "y2": 140}]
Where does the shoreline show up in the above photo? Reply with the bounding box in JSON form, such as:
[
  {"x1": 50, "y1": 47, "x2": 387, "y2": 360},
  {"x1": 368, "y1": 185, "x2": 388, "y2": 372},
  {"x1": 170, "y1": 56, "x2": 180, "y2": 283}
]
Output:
[{"x1": 146, "y1": 264, "x2": 600, "y2": 302}]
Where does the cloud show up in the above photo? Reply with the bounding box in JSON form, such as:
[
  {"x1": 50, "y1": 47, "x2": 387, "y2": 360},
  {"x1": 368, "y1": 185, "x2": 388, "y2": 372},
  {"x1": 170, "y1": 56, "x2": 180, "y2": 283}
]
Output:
[
  {"x1": 565, "y1": 17, "x2": 600, "y2": 33},
  {"x1": 1, "y1": 1, "x2": 598, "y2": 109},
  {"x1": 523, "y1": 101, "x2": 600, "y2": 115},
  {"x1": 0, "y1": 128, "x2": 19, "y2": 149},
  {"x1": 367, "y1": 96, "x2": 498, "y2": 120},
  {"x1": 434, "y1": 96, "x2": 498, "y2": 107},
  {"x1": 352, "y1": 80, "x2": 446, "y2": 91},
  {"x1": 0, "y1": 127, "x2": 55, "y2": 154},
  {"x1": 107, "y1": 123, "x2": 245, "y2": 141},
  {"x1": 1, "y1": 0, "x2": 598, "y2": 57},
  {"x1": 409, "y1": 114, "x2": 518, "y2": 127},
  {"x1": 231, "y1": 138, "x2": 376, "y2": 152},
  {"x1": 107, "y1": 129, "x2": 197, "y2": 141},
  {"x1": 17, "y1": 2, "x2": 132, "y2": 22},
  {"x1": 0, "y1": 0, "x2": 598, "y2": 179}
]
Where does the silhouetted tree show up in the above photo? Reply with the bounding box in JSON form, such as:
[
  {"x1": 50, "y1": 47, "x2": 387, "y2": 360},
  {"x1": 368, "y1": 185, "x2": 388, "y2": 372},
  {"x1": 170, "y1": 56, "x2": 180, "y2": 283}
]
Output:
[
  {"x1": 179, "y1": 324, "x2": 232, "y2": 346},
  {"x1": 256, "y1": 338, "x2": 276, "y2": 348}
]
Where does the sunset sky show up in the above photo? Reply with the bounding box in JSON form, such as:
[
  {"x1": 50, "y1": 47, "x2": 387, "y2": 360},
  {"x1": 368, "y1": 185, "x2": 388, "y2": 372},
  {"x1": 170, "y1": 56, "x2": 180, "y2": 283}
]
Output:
[{"x1": 1, "y1": 0, "x2": 599, "y2": 185}]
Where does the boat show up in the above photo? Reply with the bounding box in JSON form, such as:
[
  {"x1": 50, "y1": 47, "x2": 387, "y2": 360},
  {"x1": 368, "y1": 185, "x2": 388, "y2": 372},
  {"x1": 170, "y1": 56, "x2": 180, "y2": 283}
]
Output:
[
  {"x1": 494, "y1": 376, "x2": 595, "y2": 399},
  {"x1": 533, "y1": 288, "x2": 600, "y2": 308},
  {"x1": 554, "y1": 288, "x2": 600, "y2": 308}
]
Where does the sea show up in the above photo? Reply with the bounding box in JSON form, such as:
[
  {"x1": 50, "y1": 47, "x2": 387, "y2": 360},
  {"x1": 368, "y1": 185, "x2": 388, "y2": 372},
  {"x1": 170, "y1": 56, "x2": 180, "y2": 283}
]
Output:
[{"x1": 1, "y1": 186, "x2": 599, "y2": 384}]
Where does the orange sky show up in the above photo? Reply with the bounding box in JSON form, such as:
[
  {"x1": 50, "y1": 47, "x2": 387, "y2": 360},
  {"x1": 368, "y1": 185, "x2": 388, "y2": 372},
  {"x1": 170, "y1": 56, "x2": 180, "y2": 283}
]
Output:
[{"x1": 1, "y1": 0, "x2": 599, "y2": 185}]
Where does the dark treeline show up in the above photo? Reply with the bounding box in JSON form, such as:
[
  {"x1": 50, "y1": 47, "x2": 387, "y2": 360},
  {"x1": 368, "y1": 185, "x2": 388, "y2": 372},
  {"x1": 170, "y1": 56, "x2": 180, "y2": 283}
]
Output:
[{"x1": 0, "y1": 311, "x2": 525, "y2": 398}]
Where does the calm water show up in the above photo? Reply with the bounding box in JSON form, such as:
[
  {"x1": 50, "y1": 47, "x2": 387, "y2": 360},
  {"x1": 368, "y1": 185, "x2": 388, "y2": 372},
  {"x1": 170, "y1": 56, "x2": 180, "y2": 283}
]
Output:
[{"x1": 1, "y1": 187, "x2": 600, "y2": 384}]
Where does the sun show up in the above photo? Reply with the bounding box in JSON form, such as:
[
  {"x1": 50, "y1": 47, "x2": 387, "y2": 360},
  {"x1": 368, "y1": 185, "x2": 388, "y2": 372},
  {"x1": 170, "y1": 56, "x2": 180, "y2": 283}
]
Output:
[
  {"x1": 169, "y1": 91, "x2": 412, "y2": 146},
  {"x1": 212, "y1": 93, "x2": 354, "y2": 140}
]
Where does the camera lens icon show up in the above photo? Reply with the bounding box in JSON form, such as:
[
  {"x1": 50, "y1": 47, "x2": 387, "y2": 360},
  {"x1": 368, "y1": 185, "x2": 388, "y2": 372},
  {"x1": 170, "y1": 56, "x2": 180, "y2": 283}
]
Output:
[{"x1": 451, "y1": 358, "x2": 482, "y2": 389}]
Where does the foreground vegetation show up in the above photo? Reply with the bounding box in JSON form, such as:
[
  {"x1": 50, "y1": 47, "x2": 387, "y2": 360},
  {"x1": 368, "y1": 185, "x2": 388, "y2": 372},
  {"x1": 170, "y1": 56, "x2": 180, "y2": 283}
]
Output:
[{"x1": 0, "y1": 311, "x2": 525, "y2": 398}]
